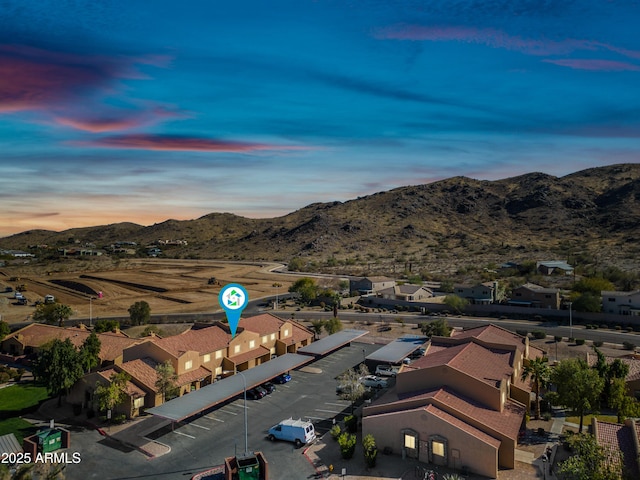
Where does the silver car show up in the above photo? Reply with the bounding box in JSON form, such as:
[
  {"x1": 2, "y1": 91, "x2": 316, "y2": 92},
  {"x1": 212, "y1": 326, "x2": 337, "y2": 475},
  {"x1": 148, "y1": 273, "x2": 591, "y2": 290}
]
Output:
[{"x1": 359, "y1": 375, "x2": 389, "y2": 389}]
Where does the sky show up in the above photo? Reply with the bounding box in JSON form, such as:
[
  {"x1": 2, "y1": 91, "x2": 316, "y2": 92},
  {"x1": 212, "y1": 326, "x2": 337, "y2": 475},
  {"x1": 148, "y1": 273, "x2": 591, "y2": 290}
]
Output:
[{"x1": 1, "y1": 0, "x2": 639, "y2": 238}]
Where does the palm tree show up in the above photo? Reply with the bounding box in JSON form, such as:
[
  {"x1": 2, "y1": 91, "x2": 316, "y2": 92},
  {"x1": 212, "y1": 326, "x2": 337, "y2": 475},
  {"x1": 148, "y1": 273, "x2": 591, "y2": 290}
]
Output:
[{"x1": 521, "y1": 356, "x2": 550, "y2": 420}]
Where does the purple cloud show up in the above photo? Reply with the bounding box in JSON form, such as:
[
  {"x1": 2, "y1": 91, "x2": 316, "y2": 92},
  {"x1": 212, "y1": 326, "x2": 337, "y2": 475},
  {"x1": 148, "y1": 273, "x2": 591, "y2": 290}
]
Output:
[{"x1": 543, "y1": 58, "x2": 640, "y2": 71}]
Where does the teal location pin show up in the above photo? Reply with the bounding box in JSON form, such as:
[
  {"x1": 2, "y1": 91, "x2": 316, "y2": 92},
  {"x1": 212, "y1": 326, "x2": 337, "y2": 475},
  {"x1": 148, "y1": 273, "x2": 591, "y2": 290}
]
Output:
[{"x1": 219, "y1": 283, "x2": 249, "y2": 337}]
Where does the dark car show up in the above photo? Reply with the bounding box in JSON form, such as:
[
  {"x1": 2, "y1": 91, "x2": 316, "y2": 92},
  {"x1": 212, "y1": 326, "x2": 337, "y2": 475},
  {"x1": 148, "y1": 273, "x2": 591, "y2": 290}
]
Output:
[
  {"x1": 247, "y1": 387, "x2": 266, "y2": 400},
  {"x1": 262, "y1": 382, "x2": 276, "y2": 394},
  {"x1": 273, "y1": 373, "x2": 291, "y2": 384}
]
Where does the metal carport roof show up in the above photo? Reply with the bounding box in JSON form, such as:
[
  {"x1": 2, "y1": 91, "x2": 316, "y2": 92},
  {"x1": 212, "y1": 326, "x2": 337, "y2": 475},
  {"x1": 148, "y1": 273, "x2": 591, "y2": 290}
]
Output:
[
  {"x1": 365, "y1": 335, "x2": 427, "y2": 364},
  {"x1": 297, "y1": 329, "x2": 369, "y2": 356},
  {"x1": 146, "y1": 353, "x2": 312, "y2": 421}
]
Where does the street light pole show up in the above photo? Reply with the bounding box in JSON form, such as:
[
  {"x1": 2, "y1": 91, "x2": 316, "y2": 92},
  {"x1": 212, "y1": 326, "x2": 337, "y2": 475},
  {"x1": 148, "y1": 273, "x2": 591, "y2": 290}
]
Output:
[
  {"x1": 89, "y1": 296, "x2": 92, "y2": 327},
  {"x1": 568, "y1": 301, "x2": 573, "y2": 340}
]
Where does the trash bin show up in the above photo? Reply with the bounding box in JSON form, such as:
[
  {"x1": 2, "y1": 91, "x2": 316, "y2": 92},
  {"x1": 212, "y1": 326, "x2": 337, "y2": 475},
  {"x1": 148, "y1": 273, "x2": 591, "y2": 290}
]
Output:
[{"x1": 236, "y1": 454, "x2": 259, "y2": 480}]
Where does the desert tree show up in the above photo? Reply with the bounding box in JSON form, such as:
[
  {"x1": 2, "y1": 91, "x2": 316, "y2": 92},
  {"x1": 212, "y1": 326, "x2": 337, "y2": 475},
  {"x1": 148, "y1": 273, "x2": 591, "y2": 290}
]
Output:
[
  {"x1": 79, "y1": 331, "x2": 101, "y2": 373},
  {"x1": 33, "y1": 303, "x2": 73, "y2": 327},
  {"x1": 33, "y1": 338, "x2": 84, "y2": 406},
  {"x1": 128, "y1": 300, "x2": 151, "y2": 326},
  {"x1": 95, "y1": 371, "x2": 131, "y2": 419},
  {"x1": 155, "y1": 360, "x2": 179, "y2": 402}
]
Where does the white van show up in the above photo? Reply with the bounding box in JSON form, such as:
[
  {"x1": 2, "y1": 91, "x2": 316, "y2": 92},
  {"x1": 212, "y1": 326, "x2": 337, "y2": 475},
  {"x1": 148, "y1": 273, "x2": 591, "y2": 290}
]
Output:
[{"x1": 267, "y1": 418, "x2": 316, "y2": 448}]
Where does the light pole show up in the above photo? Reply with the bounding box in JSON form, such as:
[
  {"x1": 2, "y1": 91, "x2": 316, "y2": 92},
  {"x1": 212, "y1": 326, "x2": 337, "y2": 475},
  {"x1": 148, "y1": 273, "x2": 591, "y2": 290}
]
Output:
[
  {"x1": 272, "y1": 283, "x2": 282, "y2": 310},
  {"x1": 226, "y1": 369, "x2": 249, "y2": 456},
  {"x1": 568, "y1": 301, "x2": 573, "y2": 340},
  {"x1": 89, "y1": 296, "x2": 93, "y2": 327}
]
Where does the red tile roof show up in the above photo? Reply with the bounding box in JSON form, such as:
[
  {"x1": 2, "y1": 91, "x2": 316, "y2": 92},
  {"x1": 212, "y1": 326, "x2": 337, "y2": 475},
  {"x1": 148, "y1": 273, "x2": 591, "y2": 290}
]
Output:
[
  {"x1": 6, "y1": 323, "x2": 140, "y2": 362},
  {"x1": 177, "y1": 366, "x2": 212, "y2": 386},
  {"x1": 97, "y1": 367, "x2": 146, "y2": 398},
  {"x1": 424, "y1": 404, "x2": 502, "y2": 449},
  {"x1": 119, "y1": 357, "x2": 160, "y2": 392},
  {"x1": 238, "y1": 313, "x2": 285, "y2": 336},
  {"x1": 155, "y1": 324, "x2": 231, "y2": 357},
  {"x1": 586, "y1": 354, "x2": 640, "y2": 382},
  {"x1": 228, "y1": 346, "x2": 271, "y2": 365},
  {"x1": 595, "y1": 420, "x2": 638, "y2": 478}
]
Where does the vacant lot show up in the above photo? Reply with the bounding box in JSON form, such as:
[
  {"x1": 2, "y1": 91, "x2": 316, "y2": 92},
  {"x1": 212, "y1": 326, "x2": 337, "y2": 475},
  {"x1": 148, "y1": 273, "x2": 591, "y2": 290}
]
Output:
[{"x1": 0, "y1": 259, "x2": 304, "y2": 324}]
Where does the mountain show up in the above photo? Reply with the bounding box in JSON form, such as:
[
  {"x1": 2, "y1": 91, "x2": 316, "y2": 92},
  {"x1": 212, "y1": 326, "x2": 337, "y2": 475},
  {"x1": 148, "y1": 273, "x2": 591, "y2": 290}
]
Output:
[{"x1": 2, "y1": 164, "x2": 639, "y2": 270}]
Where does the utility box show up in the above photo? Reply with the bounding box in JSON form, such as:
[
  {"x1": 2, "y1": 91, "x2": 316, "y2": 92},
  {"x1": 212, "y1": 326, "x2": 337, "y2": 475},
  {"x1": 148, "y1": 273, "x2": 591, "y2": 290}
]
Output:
[
  {"x1": 224, "y1": 452, "x2": 268, "y2": 480},
  {"x1": 36, "y1": 429, "x2": 62, "y2": 453}
]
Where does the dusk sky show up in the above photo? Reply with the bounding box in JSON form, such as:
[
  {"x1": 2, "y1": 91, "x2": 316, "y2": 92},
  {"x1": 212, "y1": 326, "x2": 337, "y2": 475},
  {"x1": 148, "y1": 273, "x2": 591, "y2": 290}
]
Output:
[{"x1": 1, "y1": 1, "x2": 639, "y2": 238}]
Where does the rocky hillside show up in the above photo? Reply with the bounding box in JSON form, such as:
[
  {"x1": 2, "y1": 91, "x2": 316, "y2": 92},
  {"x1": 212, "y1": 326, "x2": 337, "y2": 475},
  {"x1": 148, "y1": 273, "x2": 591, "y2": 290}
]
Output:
[{"x1": 2, "y1": 163, "x2": 639, "y2": 273}]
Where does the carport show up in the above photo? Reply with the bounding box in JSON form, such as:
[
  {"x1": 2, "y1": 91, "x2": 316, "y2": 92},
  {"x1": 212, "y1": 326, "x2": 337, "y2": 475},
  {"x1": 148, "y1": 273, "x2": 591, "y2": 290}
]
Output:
[
  {"x1": 146, "y1": 353, "x2": 312, "y2": 422},
  {"x1": 297, "y1": 328, "x2": 369, "y2": 357},
  {"x1": 365, "y1": 334, "x2": 426, "y2": 366}
]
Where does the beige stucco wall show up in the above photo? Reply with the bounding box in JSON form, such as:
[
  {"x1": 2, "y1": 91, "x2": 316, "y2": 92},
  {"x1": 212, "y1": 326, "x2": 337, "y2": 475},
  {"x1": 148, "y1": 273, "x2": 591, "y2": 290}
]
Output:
[
  {"x1": 228, "y1": 330, "x2": 261, "y2": 357},
  {"x1": 363, "y1": 408, "x2": 499, "y2": 478}
]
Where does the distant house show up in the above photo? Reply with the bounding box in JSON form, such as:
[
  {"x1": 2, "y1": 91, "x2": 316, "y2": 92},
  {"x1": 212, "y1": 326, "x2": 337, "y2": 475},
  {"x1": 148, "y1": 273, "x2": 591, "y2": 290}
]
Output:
[
  {"x1": 592, "y1": 418, "x2": 640, "y2": 479},
  {"x1": 536, "y1": 261, "x2": 573, "y2": 276},
  {"x1": 376, "y1": 284, "x2": 433, "y2": 302},
  {"x1": 350, "y1": 276, "x2": 396, "y2": 295},
  {"x1": 454, "y1": 282, "x2": 497, "y2": 304},
  {"x1": 362, "y1": 324, "x2": 544, "y2": 479},
  {"x1": 601, "y1": 290, "x2": 640, "y2": 316},
  {"x1": 509, "y1": 283, "x2": 561, "y2": 310},
  {"x1": 0, "y1": 249, "x2": 34, "y2": 258}
]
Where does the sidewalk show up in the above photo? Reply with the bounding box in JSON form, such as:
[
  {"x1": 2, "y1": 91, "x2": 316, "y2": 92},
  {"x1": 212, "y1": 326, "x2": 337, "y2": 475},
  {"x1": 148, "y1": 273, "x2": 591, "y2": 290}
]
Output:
[{"x1": 32, "y1": 398, "x2": 171, "y2": 459}]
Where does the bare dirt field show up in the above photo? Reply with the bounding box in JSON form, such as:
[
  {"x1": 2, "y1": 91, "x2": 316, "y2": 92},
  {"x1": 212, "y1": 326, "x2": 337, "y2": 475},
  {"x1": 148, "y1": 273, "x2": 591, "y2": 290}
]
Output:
[{"x1": 0, "y1": 258, "x2": 300, "y2": 324}]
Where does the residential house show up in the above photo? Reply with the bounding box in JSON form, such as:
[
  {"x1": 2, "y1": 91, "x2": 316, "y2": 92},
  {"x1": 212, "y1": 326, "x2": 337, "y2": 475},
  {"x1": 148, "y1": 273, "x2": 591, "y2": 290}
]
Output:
[
  {"x1": 536, "y1": 261, "x2": 573, "y2": 276},
  {"x1": 593, "y1": 418, "x2": 640, "y2": 479},
  {"x1": 362, "y1": 325, "x2": 545, "y2": 479},
  {"x1": 0, "y1": 323, "x2": 141, "y2": 366},
  {"x1": 350, "y1": 276, "x2": 396, "y2": 295},
  {"x1": 586, "y1": 351, "x2": 640, "y2": 400},
  {"x1": 454, "y1": 282, "x2": 497, "y2": 304},
  {"x1": 237, "y1": 313, "x2": 313, "y2": 360},
  {"x1": 376, "y1": 284, "x2": 433, "y2": 302},
  {"x1": 602, "y1": 290, "x2": 640, "y2": 316},
  {"x1": 509, "y1": 283, "x2": 561, "y2": 310}
]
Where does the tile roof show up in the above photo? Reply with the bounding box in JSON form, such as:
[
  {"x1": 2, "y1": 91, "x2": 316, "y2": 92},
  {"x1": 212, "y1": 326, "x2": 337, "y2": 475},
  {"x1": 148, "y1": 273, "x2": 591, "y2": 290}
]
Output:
[
  {"x1": 595, "y1": 420, "x2": 638, "y2": 478},
  {"x1": 424, "y1": 404, "x2": 502, "y2": 449},
  {"x1": 517, "y1": 283, "x2": 560, "y2": 294},
  {"x1": 98, "y1": 367, "x2": 146, "y2": 398},
  {"x1": 177, "y1": 366, "x2": 212, "y2": 386},
  {"x1": 238, "y1": 313, "x2": 285, "y2": 336},
  {"x1": 586, "y1": 354, "x2": 640, "y2": 382},
  {"x1": 405, "y1": 341, "x2": 515, "y2": 388},
  {"x1": 155, "y1": 324, "x2": 231, "y2": 357},
  {"x1": 119, "y1": 357, "x2": 160, "y2": 392},
  {"x1": 6, "y1": 323, "x2": 140, "y2": 362},
  {"x1": 228, "y1": 346, "x2": 271, "y2": 365}
]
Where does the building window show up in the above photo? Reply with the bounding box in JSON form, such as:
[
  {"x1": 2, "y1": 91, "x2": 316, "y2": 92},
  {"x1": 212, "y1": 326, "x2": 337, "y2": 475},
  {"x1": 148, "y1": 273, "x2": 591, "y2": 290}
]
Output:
[
  {"x1": 428, "y1": 435, "x2": 448, "y2": 464},
  {"x1": 234, "y1": 345, "x2": 241, "y2": 354},
  {"x1": 262, "y1": 335, "x2": 268, "y2": 343},
  {"x1": 185, "y1": 360, "x2": 193, "y2": 370},
  {"x1": 404, "y1": 434, "x2": 416, "y2": 450},
  {"x1": 283, "y1": 329, "x2": 290, "y2": 337},
  {"x1": 134, "y1": 397, "x2": 144, "y2": 409},
  {"x1": 432, "y1": 441, "x2": 445, "y2": 457},
  {"x1": 215, "y1": 350, "x2": 222, "y2": 359},
  {"x1": 215, "y1": 366, "x2": 222, "y2": 376},
  {"x1": 249, "y1": 340, "x2": 255, "y2": 349},
  {"x1": 401, "y1": 428, "x2": 419, "y2": 459},
  {"x1": 203, "y1": 354, "x2": 210, "y2": 363},
  {"x1": 270, "y1": 333, "x2": 276, "y2": 341}
]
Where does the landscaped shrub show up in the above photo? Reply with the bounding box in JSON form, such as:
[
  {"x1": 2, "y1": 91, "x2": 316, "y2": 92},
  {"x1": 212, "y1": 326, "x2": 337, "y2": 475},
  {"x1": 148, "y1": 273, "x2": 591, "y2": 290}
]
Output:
[
  {"x1": 338, "y1": 433, "x2": 357, "y2": 459},
  {"x1": 623, "y1": 341, "x2": 636, "y2": 351},
  {"x1": 344, "y1": 414, "x2": 358, "y2": 433},
  {"x1": 554, "y1": 335, "x2": 563, "y2": 342},
  {"x1": 516, "y1": 330, "x2": 528, "y2": 337},
  {"x1": 600, "y1": 324, "x2": 609, "y2": 329},
  {"x1": 362, "y1": 434, "x2": 378, "y2": 468},
  {"x1": 593, "y1": 341, "x2": 604, "y2": 348},
  {"x1": 575, "y1": 339, "x2": 585, "y2": 346},
  {"x1": 532, "y1": 331, "x2": 546, "y2": 340},
  {"x1": 330, "y1": 424, "x2": 341, "y2": 440}
]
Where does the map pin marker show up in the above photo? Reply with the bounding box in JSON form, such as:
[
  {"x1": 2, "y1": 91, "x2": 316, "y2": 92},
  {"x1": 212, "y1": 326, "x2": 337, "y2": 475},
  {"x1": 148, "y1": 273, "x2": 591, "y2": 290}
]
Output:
[{"x1": 219, "y1": 283, "x2": 249, "y2": 338}]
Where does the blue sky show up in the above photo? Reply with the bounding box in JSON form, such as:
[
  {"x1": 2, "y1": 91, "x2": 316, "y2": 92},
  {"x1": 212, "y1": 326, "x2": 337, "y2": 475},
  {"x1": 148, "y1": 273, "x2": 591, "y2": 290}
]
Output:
[{"x1": 1, "y1": 0, "x2": 639, "y2": 237}]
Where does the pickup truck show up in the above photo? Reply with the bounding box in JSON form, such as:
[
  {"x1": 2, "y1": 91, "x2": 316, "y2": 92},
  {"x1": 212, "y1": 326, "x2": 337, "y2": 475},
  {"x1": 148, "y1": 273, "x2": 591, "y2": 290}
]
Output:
[{"x1": 375, "y1": 364, "x2": 401, "y2": 377}]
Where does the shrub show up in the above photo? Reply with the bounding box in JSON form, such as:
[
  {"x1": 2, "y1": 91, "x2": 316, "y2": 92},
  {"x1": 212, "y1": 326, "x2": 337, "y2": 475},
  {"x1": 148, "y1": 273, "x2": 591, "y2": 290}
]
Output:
[
  {"x1": 568, "y1": 337, "x2": 575, "y2": 343},
  {"x1": 593, "y1": 341, "x2": 603, "y2": 348},
  {"x1": 362, "y1": 434, "x2": 377, "y2": 468},
  {"x1": 330, "y1": 424, "x2": 341, "y2": 440},
  {"x1": 338, "y1": 433, "x2": 357, "y2": 459},
  {"x1": 575, "y1": 339, "x2": 585, "y2": 345},
  {"x1": 600, "y1": 324, "x2": 609, "y2": 329},
  {"x1": 615, "y1": 325, "x2": 622, "y2": 331},
  {"x1": 532, "y1": 331, "x2": 546, "y2": 340},
  {"x1": 344, "y1": 414, "x2": 358, "y2": 433},
  {"x1": 554, "y1": 335, "x2": 563, "y2": 342},
  {"x1": 623, "y1": 341, "x2": 636, "y2": 351},
  {"x1": 516, "y1": 330, "x2": 528, "y2": 337}
]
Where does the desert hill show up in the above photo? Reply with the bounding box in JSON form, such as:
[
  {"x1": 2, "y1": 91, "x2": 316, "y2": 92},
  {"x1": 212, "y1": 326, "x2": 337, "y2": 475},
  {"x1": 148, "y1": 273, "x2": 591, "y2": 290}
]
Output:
[{"x1": 2, "y1": 163, "x2": 639, "y2": 272}]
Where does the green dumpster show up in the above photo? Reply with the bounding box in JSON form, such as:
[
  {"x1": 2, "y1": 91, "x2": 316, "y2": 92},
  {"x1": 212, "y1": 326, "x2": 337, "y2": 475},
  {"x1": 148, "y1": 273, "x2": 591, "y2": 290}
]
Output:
[
  {"x1": 36, "y1": 429, "x2": 62, "y2": 453},
  {"x1": 236, "y1": 454, "x2": 259, "y2": 480}
]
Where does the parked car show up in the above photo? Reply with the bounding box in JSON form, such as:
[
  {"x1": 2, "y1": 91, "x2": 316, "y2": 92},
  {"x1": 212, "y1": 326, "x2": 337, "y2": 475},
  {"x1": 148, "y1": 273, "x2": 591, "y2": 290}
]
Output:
[
  {"x1": 375, "y1": 364, "x2": 400, "y2": 377},
  {"x1": 247, "y1": 387, "x2": 267, "y2": 400},
  {"x1": 273, "y1": 373, "x2": 291, "y2": 384},
  {"x1": 360, "y1": 375, "x2": 389, "y2": 389},
  {"x1": 262, "y1": 382, "x2": 276, "y2": 394},
  {"x1": 409, "y1": 348, "x2": 426, "y2": 359},
  {"x1": 268, "y1": 418, "x2": 316, "y2": 448}
]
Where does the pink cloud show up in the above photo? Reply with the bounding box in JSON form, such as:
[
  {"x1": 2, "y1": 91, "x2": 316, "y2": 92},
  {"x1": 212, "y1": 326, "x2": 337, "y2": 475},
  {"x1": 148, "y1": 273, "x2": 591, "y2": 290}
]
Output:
[
  {"x1": 374, "y1": 25, "x2": 592, "y2": 56},
  {"x1": 53, "y1": 107, "x2": 186, "y2": 132},
  {"x1": 77, "y1": 134, "x2": 312, "y2": 152},
  {"x1": 0, "y1": 44, "x2": 168, "y2": 114},
  {"x1": 543, "y1": 58, "x2": 640, "y2": 71}
]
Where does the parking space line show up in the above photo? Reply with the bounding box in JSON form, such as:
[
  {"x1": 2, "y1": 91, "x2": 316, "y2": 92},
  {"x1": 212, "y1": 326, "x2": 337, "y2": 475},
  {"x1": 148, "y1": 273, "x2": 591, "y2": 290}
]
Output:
[
  {"x1": 324, "y1": 402, "x2": 350, "y2": 407},
  {"x1": 204, "y1": 415, "x2": 224, "y2": 422},
  {"x1": 221, "y1": 410, "x2": 239, "y2": 415},
  {"x1": 228, "y1": 402, "x2": 251, "y2": 409},
  {"x1": 189, "y1": 423, "x2": 210, "y2": 430},
  {"x1": 315, "y1": 409, "x2": 344, "y2": 414},
  {"x1": 174, "y1": 431, "x2": 195, "y2": 439},
  {"x1": 305, "y1": 416, "x2": 326, "y2": 420}
]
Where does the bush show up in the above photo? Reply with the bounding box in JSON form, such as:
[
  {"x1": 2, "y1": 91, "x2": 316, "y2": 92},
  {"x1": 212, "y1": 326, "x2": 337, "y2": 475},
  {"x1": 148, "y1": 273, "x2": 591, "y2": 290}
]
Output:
[
  {"x1": 330, "y1": 424, "x2": 341, "y2": 440},
  {"x1": 516, "y1": 330, "x2": 528, "y2": 337},
  {"x1": 338, "y1": 433, "x2": 357, "y2": 459},
  {"x1": 593, "y1": 341, "x2": 603, "y2": 348},
  {"x1": 362, "y1": 434, "x2": 377, "y2": 468},
  {"x1": 568, "y1": 337, "x2": 575, "y2": 343},
  {"x1": 344, "y1": 414, "x2": 358, "y2": 433},
  {"x1": 532, "y1": 331, "x2": 546, "y2": 340},
  {"x1": 623, "y1": 341, "x2": 636, "y2": 351},
  {"x1": 554, "y1": 335, "x2": 563, "y2": 342},
  {"x1": 575, "y1": 339, "x2": 585, "y2": 345}
]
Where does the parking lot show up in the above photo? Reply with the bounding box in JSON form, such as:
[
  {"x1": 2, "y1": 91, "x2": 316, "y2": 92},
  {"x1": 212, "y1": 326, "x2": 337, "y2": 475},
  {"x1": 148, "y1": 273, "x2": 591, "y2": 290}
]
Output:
[{"x1": 64, "y1": 341, "x2": 384, "y2": 480}]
